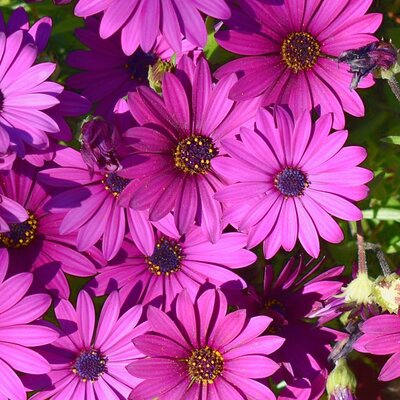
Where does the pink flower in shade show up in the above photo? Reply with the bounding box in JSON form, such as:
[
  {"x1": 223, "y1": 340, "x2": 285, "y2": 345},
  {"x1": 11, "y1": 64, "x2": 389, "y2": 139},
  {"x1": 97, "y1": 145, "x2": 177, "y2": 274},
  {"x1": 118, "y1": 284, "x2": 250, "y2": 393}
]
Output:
[
  {"x1": 74, "y1": 0, "x2": 231, "y2": 54},
  {"x1": 0, "y1": 160, "x2": 97, "y2": 299},
  {"x1": 86, "y1": 213, "x2": 256, "y2": 311},
  {"x1": 24, "y1": 290, "x2": 147, "y2": 400},
  {"x1": 119, "y1": 56, "x2": 260, "y2": 242},
  {"x1": 0, "y1": 264, "x2": 58, "y2": 400},
  {"x1": 67, "y1": 17, "x2": 198, "y2": 119},
  {"x1": 215, "y1": 0, "x2": 382, "y2": 129},
  {"x1": 0, "y1": 7, "x2": 89, "y2": 166},
  {"x1": 213, "y1": 107, "x2": 373, "y2": 259},
  {"x1": 39, "y1": 146, "x2": 154, "y2": 261},
  {"x1": 128, "y1": 289, "x2": 284, "y2": 400},
  {"x1": 354, "y1": 315, "x2": 400, "y2": 382}
]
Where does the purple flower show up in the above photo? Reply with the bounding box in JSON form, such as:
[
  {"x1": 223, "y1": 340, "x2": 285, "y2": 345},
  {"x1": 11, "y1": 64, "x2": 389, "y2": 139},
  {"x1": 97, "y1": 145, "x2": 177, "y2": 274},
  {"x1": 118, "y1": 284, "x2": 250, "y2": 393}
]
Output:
[
  {"x1": 39, "y1": 146, "x2": 153, "y2": 261},
  {"x1": 354, "y1": 315, "x2": 400, "y2": 381},
  {"x1": 213, "y1": 107, "x2": 373, "y2": 258},
  {"x1": 215, "y1": 0, "x2": 382, "y2": 129},
  {"x1": 0, "y1": 8, "x2": 89, "y2": 165},
  {"x1": 119, "y1": 56, "x2": 260, "y2": 242},
  {"x1": 0, "y1": 160, "x2": 97, "y2": 298},
  {"x1": 74, "y1": 0, "x2": 231, "y2": 54},
  {"x1": 86, "y1": 213, "x2": 256, "y2": 310},
  {"x1": 25, "y1": 290, "x2": 147, "y2": 399},
  {"x1": 128, "y1": 289, "x2": 283, "y2": 399},
  {"x1": 0, "y1": 263, "x2": 58, "y2": 400}
]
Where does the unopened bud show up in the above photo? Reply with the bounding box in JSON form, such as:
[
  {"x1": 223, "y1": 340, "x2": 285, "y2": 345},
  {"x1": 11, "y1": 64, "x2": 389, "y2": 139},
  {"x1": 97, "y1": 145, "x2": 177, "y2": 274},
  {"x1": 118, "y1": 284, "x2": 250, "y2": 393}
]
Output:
[
  {"x1": 148, "y1": 59, "x2": 175, "y2": 93},
  {"x1": 372, "y1": 273, "x2": 400, "y2": 314},
  {"x1": 327, "y1": 359, "x2": 357, "y2": 400},
  {"x1": 339, "y1": 271, "x2": 374, "y2": 305}
]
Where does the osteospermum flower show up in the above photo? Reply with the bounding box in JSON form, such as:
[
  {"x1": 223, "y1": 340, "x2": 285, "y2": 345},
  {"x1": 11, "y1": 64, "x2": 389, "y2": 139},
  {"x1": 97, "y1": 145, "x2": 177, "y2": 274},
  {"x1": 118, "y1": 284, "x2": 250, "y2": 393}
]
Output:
[
  {"x1": 39, "y1": 146, "x2": 153, "y2": 261},
  {"x1": 215, "y1": 0, "x2": 382, "y2": 129},
  {"x1": 213, "y1": 107, "x2": 373, "y2": 258},
  {"x1": 25, "y1": 290, "x2": 147, "y2": 399},
  {"x1": 128, "y1": 289, "x2": 283, "y2": 399},
  {"x1": 0, "y1": 264, "x2": 58, "y2": 400},
  {"x1": 74, "y1": 0, "x2": 231, "y2": 54},
  {"x1": 120, "y1": 56, "x2": 260, "y2": 242},
  {"x1": 0, "y1": 160, "x2": 97, "y2": 298},
  {"x1": 67, "y1": 17, "x2": 197, "y2": 118},
  {"x1": 86, "y1": 213, "x2": 256, "y2": 310},
  {"x1": 0, "y1": 8, "x2": 89, "y2": 164},
  {"x1": 354, "y1": 315, "x2": 400, "y2": 382}
]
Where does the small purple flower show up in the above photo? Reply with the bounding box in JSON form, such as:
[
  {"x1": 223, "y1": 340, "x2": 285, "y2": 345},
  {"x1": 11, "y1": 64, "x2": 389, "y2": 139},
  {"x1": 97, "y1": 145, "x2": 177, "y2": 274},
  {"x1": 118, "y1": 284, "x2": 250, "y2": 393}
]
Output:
[
  {"x1": 354, "y1": 314, "x2": 400, "y2": 381},
  {"x1": 0, "y1": 160, "x2": 97, "y2": 298},
  {"x1": 213, "y1": 107, "x2": 373, "y2": 258},
  {"x1": 86, "y1": 213, "x2": 256, "y2": 310},
  {"x1": 120, "y1": 56, "x2": 260, "y2": 242},
  {"x1": 74, "y1": 0, "x2": 231, "y2": 54},
  {"x1": 24, "y1": 290, "x2": 147, "y2": 400},
  {"x1": 128, "y1": 289, "x2": 283, "y2": 399},
  {"x1": 216, "y1": 0, "x2": 382, "y2": 129},
  {"x1": 0, "y1": 263, "x2": 58, "y2": 400}
]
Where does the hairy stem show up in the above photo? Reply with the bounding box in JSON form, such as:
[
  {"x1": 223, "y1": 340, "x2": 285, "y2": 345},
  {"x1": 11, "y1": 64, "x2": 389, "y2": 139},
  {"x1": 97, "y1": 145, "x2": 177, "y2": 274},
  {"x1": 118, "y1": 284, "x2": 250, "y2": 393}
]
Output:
[
  {"x1": 356, "y1": 220, "x2": 367, "y2": 275},
  {"x1": 387, "y1": 76, "x2": 400, "y2": 103}
]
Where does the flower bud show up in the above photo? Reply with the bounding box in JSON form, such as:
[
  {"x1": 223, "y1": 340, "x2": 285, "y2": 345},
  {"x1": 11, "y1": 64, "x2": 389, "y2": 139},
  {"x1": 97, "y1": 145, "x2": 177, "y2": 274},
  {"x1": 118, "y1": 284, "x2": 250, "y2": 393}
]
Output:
[
  {"x1": 372, "y1": 273, "x2": 400, "y2": 314},
  {"x1": 327, "y1": 359, "x2": 357, "y2": 400},
  {"x1": 80, "y1": 116, "x2": 121, "y2": 174},
  {"x1": 148, "y1": 59, "x2": 175, "y2": 93},
  {"x1": 339, "y1": 271, "x2": 374, "y2": 305}
]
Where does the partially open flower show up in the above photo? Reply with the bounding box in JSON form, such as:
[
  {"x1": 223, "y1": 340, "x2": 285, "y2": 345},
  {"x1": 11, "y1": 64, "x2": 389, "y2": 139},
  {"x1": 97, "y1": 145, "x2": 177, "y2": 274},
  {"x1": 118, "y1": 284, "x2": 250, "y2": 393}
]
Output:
[{"x1": 327, "y1": 359, "x2": 357, "y2": 400}]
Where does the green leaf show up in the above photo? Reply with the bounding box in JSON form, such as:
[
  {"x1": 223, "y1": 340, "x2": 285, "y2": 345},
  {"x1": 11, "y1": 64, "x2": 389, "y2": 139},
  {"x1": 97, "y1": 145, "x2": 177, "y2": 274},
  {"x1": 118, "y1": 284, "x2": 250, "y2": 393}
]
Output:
[
  {"x1": 381, "y1": 136, "x2": 400, "y2": 145},
  {"x1": 363, "y1": 208, "x2": 400, "y2": 221}
]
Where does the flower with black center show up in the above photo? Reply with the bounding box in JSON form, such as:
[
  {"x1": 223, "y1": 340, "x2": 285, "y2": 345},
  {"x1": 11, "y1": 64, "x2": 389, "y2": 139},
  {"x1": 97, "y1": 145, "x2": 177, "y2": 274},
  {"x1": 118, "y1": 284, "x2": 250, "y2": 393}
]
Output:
[
  {"x1": 215, "y1": 0, "x2": 382, "y2": 129},
  {"x1": 213, "y1": 107, "x2": 373, "y2": 259}
]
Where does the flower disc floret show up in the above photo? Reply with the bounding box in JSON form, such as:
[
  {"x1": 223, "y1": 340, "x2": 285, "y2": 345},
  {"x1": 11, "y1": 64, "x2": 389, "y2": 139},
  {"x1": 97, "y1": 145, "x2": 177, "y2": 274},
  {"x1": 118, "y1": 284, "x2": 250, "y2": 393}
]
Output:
[
  {"x1": 274, "y1": 168, "x2": 310, "y2": 198},
  {"x1": 102, "y1": 173, "x2": 131, "y2": 197},
  {"x1": 186, "y1": 346, "x2": 224, "y2": 384},
  {"x1": 0, "y1": 212, "x2": 38, "y2": 248},
  {"x1": 147, "y1": 236, "x2": 183, "y2": 276},
  {"x1": 72, "y1": 349, "x2": 108, "y2": 382}
]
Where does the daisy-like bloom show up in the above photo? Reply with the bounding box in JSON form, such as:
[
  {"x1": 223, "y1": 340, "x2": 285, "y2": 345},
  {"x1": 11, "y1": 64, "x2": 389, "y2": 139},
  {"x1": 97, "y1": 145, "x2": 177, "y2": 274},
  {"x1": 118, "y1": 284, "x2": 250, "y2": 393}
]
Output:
[
  {"x1": 354, "y1": 314, "x2": 400, "y2": 382},
  {"x1": 213, "y1": 107, "x2": 373, "y2": 258},
  {"x1": 215, "y1": 0, "x2": 382, "y2": 129},
  {"x1": 86, "y1": 213, "x2": 256, "y2": 310},
  {"x1": 0, "y1": 264, "x2": 58, "y2": 400},
  {"x1": 0, "y1": 8, "x2": 89, "y2": 165},
  {"x1": 67, "y1": 17, "x2": 197, "y2": 118},
  {"x1": 0, "y1": 160, "x2": 97, "y2": 298},
  {"x1": 120, "y1": 56, "x2": 260, "y2": 242},
  {"x1": 74, "y1": 0, "x2": 231, "y2": 54},
  {"x1": 238, "y1": 256, "x2": 346, "y2": 400},
  {"x1": 25, "y1": 290, "x2": 147, "y2": 399},
  {"x1": 39, "y1": 146, "x2": 153, "y2": 261},
  {"x1": 128, "y1": 289, "x2": 284, "y2": 399}
]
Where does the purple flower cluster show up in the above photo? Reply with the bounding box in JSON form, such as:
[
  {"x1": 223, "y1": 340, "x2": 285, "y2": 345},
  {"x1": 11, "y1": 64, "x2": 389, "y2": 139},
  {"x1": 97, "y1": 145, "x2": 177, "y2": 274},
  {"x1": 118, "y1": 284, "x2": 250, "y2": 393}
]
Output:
[{"x1": 0, "y1": 0, "x2": 392, "y2": 399}]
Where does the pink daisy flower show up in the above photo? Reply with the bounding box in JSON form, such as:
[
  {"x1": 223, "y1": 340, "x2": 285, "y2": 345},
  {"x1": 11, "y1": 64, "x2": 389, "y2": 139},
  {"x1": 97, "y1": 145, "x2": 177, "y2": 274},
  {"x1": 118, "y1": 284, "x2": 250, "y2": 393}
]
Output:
[
  {"x1": 213, "y1": 107, "x2": 373, "y2": 258},
  {"x1": 0, "y1": 264, "x2": 58, "y2": 400},
  {"x1": 39, "y1": 146, "x2": 153, "y2": 261},
  {"x1": 119, "y1": 56, "x2": 260, "y2": 242},
  {"x1": 86, "y1": 213, "x2": 256, "y2": 310},
  {"x1": 215, "y1": 0, "x2": 382, "y2": 129},
  {"x1": 74, "y1": 0, "x2": 231, "y2": 54},
  {"x1": 354, "y1": 315, "x2": 400, "y2": 382},
  {"x1": 0, "y1": 160, "x2": 97, "y2": 299},
  {"x1": 24, "y1": 290, "x2": 147, "y2": 399},
  {"x1": 128, "y1": 289, "x2": 284, "y2": 399}
]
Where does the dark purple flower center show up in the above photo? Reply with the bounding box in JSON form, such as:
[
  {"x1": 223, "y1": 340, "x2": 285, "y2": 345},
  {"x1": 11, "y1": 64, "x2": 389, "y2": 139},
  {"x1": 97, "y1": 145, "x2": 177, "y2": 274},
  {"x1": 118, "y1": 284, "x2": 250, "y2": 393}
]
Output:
[
  {"x1": 147, "y1": 237, "x2": 183, "y2": 276},
  {"x1": 274, "y1": 167, "x2": 309, "y2": 198},
  {"x1": 0, "y1": 90, "x2": 4, "y2": 111},
  {"x1": 281, "y1": 32, "x2": 320, "y2": 72},
  {"x1": 265, "y1": 299, "x2": 287, "y2": 332},
  {"x1": 125, "y1": 49, "x2": 157, "y2": 82},
  {"x1": 186, "y1": 346, "x2": 224, "y2": 384},
  {"x1": 0, "y1": 212, "x2": 38, "y2": 248},
  {"x1": 174, "y1": 135, "x2": 218, "y2": 175},
  {"x1": 102, "y1": 173, "x2": 130, "y2": 197},
  {"x1": 72, "y1": 349, "x2": 107, "y2": 382}
]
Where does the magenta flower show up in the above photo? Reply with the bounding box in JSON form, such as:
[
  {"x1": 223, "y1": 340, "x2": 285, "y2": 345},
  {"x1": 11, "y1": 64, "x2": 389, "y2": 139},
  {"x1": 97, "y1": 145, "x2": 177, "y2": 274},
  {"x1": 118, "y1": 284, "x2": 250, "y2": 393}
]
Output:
[
  {"x1": 216, "y1": 0, "x2": 382, "y2": 129},
  {"x1": 25, "y1": 290, "x2": 147, "y2": 399},
  {"x1": 128, "y1": 289, "x2": 283, "y2": 399},
  {"x1": 0, "y1": 194, "x2": 27, "y2": 232},
  {"x1": 39, "y1": 146, "x2": 153, "y2": 261},
  {"x1": 74, "y1": 0, "x2": 231, "y2": 54},
  {"x1": 354, "y1": 315, "x2": 400, "y2": 381},
  {"x1": 0, "y1": 8, "x2": 89, "y2": 165},
  {"x1": 213, "y1": 107, "x2": 373, "y2": 258},
  {"x1": 0, "y1": 264, "x2": 58, "y2": 400},
  {"x1": 67, "y1": 17, "x2": 196, "y2": 118},
  {"x1": 0, "y1": 160, "x2": 97, "y2": 298},
  {"x1": 86, "y1": 213, "x2": 256, "y2": 310},
  {"x1": 120, "y1": 56, "x2": 260, "y2": 242}
]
